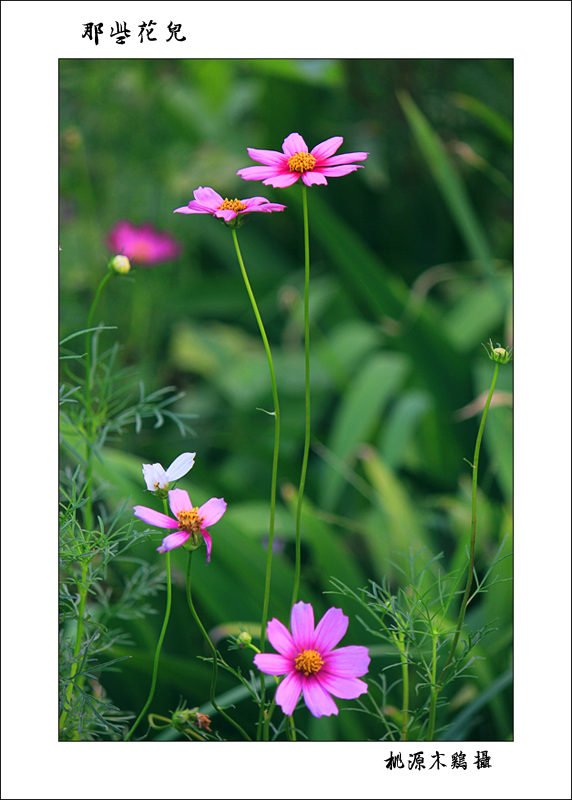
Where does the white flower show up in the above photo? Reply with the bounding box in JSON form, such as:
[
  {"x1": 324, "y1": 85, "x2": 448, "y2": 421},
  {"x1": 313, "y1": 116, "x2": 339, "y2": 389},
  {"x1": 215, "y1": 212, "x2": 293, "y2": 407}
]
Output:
[{"x1": 142, "y1": 452, "x2": 196, "y2": 492}]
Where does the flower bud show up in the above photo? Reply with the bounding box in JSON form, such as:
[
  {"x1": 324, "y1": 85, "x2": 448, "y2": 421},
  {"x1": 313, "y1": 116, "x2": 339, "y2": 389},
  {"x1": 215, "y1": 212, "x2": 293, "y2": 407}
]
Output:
[
  {"x1": 110, "y1": 254, "x2": 131, "y2": 274},
  {"x1": 171, "y1": 707, "x2": 194, "y2": 730},
  {"x1": 237, "y1": 630, "x2": 252, "y2": 648},
  {"x1": 171, "y1": 705, "x2": 211, "y2": 733},
  {"x1": 483, "y1": 339, "x2": 512, "y2": 364}
]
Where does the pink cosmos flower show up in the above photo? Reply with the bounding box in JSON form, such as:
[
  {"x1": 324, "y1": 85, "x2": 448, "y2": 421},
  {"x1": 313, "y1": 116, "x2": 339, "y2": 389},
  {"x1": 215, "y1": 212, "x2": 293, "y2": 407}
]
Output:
[
  {"x1": 253, "y1": 601, "x2": 370, "y2": 718},
  {"x1": 133, "y1": 488, "x2": 226, "y2": 562},
  {"x1": 173, "y1": 186, "x2": 286, "y2": 222},
  {"x1": 106, "y1": 220, "x2": 181, "y2": 266},
  {"x1": 237, "y1": 132, "x2": 369, "y2": 188}
]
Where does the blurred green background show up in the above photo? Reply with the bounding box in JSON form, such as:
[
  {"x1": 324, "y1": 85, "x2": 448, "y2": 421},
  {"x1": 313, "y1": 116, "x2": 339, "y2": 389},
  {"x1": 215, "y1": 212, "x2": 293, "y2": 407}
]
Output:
[{"x1": 59, "y1": 58, "x2": 513, "y2": 740}]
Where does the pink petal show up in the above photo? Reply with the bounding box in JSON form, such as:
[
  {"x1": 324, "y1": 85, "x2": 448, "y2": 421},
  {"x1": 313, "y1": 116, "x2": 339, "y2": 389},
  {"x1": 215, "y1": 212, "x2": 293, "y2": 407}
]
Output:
[
  {"x1": 241, "y1": 200, "x2": 286, "y2": 214},
  {"x1": 214, "y1": 208, "x2": 237, "y2": 221},
  {"x1": 245, "y1": 147, "x2": 287, "y2": 166},
  {"x1": 302, "y1": 171, "x2": 328, "y2": 187},
  {"x1": 282, "y1": 133, "x2": 308, "y2": 157},
  {"x1": 266, "y1": 618, "x2": 296, "y2": 657},
  {"x1": 320, "y1": 151, "x2": 369, "y2": 166},
  {"x1": 157, "y1": 530, "x2": 190, "y2": 553},
  {"x1": 193, "y1": 186, "x2": 223, "y2": 208},
  {"x1": 133, "y1": 505, "x2": 178, "y2": 529},
  {"x1": 313, "y1": 607, "x2": 349, "y2": 654},
  {"x1": 322, "y1": 645, "x2": 371, "y2": 677},
  {"x1": 263, "y1": 172, "x2": 301, "y2": 188},
  {"x1": 240, "y1": 196, "x2": 286, "y2": 211},
  {"x1": 237, "y1": 166, "x2": 280, "y2": 181},
  {"x1": 290, "y1": 601, "x2": 315, "y2": 650},
  {"x1": 202, "y1": 528, "x2": 212, "y2": 563},
  {"x1": 316, "y1": 671, "x2": 369, "y2": 700},
  {"x1": 310, "y1": 136, "x2": 343, "y2": 160},
  {"x1": 198, "y1": 497, "x2": 227, "y2": 527},
  {"x1": 184, "y1": 201, "x2": 216, "y2": 213},
  {"x1": 254, "y1": 203, "x2": 287, "y2": 213},
  {"x1": 253, "y1": 653, "x2": 293, "y2": 676},
  {"x1": 166, "y1": 452, "x2": 196, "y2": 481},
  {"x1": 241, "y1": 196, "x2": 275, "y2": 207},
  {"x1": 275, "y1": 670, "x2": 303, "y2": 716},
  {"x1": 317, "y1": 165, "x2": 362, "y2": 177},
  {"x1": 173, "y1": 206, "x2": 198, "y2": 214},
  {"x1": 168, "y1": 488, "x2": 192, "y2": 516},
  {"x1": 302, "y1": 677, "x2": 339, "y2": 717}
]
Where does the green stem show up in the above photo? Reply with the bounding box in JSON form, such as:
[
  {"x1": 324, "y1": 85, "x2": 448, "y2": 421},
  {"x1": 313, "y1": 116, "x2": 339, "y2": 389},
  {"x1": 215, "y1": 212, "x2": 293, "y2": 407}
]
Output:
[
  {"x1": 185, "y1": 551, "x2": 251, "y2": 741},
  {"x1": 246, "y1": 644, "x2": 290, "y2": 740},
  {"x1": 87, "y1": 269, "x2": 113, "y2": 337},
  {"x1": 288, "y1": 715, "x2": 297, "y2": 741},
  {"x1": 63, "y1": 270, "x2": 116, "y2": 735},
  {"x1": 230, "y1": 228, "x2": 281, "y2": 741},
  {"x1": 427, "y1": 360, "x2": 500, "y2": 740},
  {"x1": 59, "y1": 559, "x2": 89, "y2": 735},
  {"x1": 83, "y1": 268, "x2": 113, "y2": 531},
  {"x1": 427, "y1": 631, "x2": 439, "y2": 740},
  {"x1": 124, "y1": 549, "x2": 172, "y2": 741},
  {"x1": 397, "y1": 631, "x2": 409, "y2": 741},
  {"x1": 292, "y1": 183, "x2": 311, "y2": 607}
]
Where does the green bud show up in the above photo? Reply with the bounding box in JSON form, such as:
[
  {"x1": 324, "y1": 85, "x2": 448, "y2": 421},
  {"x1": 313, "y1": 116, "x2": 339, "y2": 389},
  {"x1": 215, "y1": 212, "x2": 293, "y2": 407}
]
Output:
[
  {"x1": 237, "y1": 630, "x2": 252, "y2": 647},
  {"x1": 171, "y1": 707, "x2": 194, "y2": 731},
  {"x1": 483, "y1": 339, "x2": 512, "y2": 364},
  {"x1": 171, "y1": 705, "x2": 211, "y2": 733}
]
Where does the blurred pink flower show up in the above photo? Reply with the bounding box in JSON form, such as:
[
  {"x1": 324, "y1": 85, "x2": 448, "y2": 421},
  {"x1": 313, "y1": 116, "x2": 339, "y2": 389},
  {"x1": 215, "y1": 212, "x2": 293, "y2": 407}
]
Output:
[
  {"x1": 254, "y1": 601, "x2": 370, "y2": 717},
  {"x1": 237, "y1": 132, "x2": 369, "y2": 188},
  {"x1": 173, "y1": 186, "x2": 286, "y2": 222},
  {"x1": 106, "y1": 220, "x2": 181, "y2": 266},
  {"x1": 133, "y1": 488, "x2": 226, "y2": 563}
]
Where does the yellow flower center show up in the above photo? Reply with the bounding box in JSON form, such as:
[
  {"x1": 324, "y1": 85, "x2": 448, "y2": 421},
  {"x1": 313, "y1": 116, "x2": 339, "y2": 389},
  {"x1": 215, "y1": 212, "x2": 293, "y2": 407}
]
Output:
[
  {"x1": 177, "y1": 507, "x2": 205, "y2": 532},
  {"x1": 218, "y1": 198, "x2": 247, "y2": 212},
  {"x1": 295, "y1": 649, "x2": 324, "y2": 676},
  {"x1": 287, "y1": 152, "x2": 317, "y2": 173}
]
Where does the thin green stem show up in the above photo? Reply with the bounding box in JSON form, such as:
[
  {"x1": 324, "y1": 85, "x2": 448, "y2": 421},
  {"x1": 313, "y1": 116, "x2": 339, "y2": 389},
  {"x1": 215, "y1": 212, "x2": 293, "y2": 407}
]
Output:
[
  {"x1": 185, "y1": 551, "x2": 251, "y2": 741},
  {"x1": 292, "y1": 183, "x2": 311, "y2": 607},
  {"x1": 439, "y1": 361, "x2": 500, "y2": 682},
  {"x1": 59, "y1": 559, "x2": 89, "y2": 735},
  {"x1": 124, "y1": 548, "x2": 172, "y2": 741},
  {"x1": 427, "y1": 631, "x2": 439, "y2": 740},
  {"x1": 426, "y1": 361, "x2": 500, "y2": 740},
  {"x1": 86, "y1": 269, "x2": 113, "y2": 337},
  {"x1": 84, "y1": 269, "x2": 113, "y2": 421},
  {"x1": 230, "y1": 228, "x2": 280, "y2": 741},
  {"x1": 288, "y1": 715, "x2": 297, "y2": 741},
  {"x1": 83, "y1": 268, "x2": 113, "y2": 531},
  {"x1": 246, "y1": 644, "x2": 288, "y2": 740},
  {"x1": 397, "y1": 631, "x2": 409, "y2": 741}
]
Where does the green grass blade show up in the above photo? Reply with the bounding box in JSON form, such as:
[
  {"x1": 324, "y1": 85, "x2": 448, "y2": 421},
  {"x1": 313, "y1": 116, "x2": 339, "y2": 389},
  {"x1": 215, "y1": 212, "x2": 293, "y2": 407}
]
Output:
[
  {"x1": 452, "y1": 92, "x2": 513, "y2": 146},
  {"x1": 397, "y1": 90, "x2": 501, "y2": 289},
  {"x1": 320, "y1": 352, "x2": 409, "y2": 510}
]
